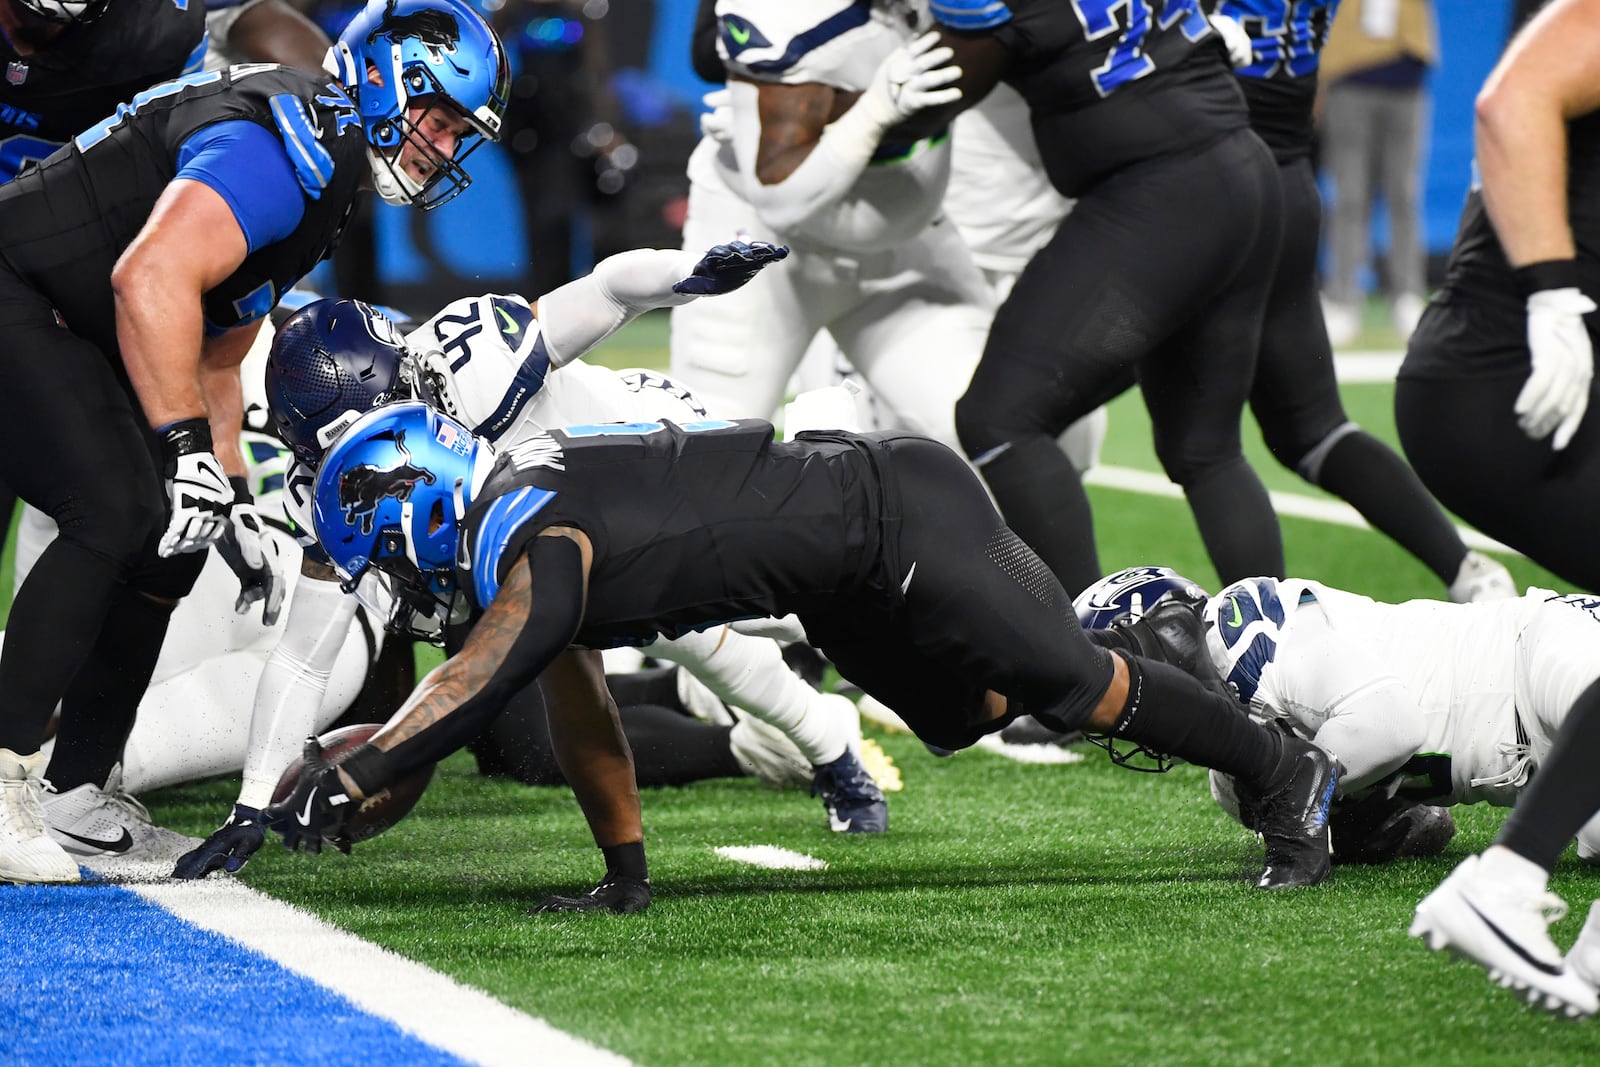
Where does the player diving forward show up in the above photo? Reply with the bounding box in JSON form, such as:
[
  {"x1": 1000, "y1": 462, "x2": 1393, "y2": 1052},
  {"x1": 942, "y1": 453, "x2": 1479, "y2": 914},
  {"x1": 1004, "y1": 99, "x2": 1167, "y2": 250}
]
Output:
[
  {"x1": 266, "y1": 405, "x2": 1342, "y2": 912},
  {"x1": 175, "y1": 239, "x2": 895, "y2": 878},
  {"x1": 1080, "y1": 566, "x2": 1600, "y2": 1015}
]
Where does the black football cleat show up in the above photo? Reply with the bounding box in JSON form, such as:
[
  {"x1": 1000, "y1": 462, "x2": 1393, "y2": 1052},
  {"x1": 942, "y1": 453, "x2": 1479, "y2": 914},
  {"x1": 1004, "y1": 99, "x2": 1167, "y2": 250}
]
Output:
[
  {"x1": 1243, "y1": 735, "x2": 1341, "y2": 889},
  {"x1": 812, "y1": 749, "x2": 888, "y2": 833}
]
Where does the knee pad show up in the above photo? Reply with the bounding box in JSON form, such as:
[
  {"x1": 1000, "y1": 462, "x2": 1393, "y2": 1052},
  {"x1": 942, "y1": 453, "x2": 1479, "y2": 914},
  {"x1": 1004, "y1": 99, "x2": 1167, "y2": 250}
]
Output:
[
  {"x1": 50, "y1": 484, "x2": 164, "y2": 568},
  {"x1": 129, "y1": 545, "x2": 208, "y2": 602},
  {"x1": 955, "y1": 393, "x2": 1022, "y2": 461}
]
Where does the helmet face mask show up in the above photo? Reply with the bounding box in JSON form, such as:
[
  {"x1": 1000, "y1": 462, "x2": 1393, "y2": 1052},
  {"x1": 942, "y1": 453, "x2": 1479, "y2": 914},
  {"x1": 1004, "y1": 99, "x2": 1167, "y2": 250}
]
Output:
[
  {"x1": 331, "y1": 0, "x2": 510, "y2": 209},
  {"x1": 312, "y1": 402, "x2": 491, "y2": 642},
  {"x1": 266, "y1": 299, "x2": 422, "y2": 466}
]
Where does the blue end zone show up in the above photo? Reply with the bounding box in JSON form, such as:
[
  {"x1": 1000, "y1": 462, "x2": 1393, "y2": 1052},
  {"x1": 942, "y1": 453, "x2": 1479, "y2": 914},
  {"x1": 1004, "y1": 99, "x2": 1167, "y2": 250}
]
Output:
[{"x1": 3, "y1": 882, "x2": 472, "y2": 1067}]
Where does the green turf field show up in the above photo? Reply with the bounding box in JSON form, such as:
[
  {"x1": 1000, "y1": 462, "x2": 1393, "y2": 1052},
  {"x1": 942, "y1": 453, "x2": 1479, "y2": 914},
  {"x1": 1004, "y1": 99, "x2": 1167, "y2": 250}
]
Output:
[{"x1": 36, "y1": 313, "x2": 1600, "y2": 1063}]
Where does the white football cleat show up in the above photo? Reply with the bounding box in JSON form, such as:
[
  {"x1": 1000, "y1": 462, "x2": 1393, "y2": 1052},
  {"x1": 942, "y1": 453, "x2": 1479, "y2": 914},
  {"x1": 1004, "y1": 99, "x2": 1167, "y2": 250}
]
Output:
[
  {"x1": 0, "y1": 747, "x2": 81, "y2": 884},
  {"x1": 43, "y1": 763, "x2": 200, "y2": 864},
  {"x1": 1410, "y1": 853, "x2": 1598, "y2": 1019},
  {"x1": 1567, "y1": 900, "x2": 1600, "y2": 993},
  {"x1": 1449, "y1": 551, "x2": 1518, "y2": 604}
]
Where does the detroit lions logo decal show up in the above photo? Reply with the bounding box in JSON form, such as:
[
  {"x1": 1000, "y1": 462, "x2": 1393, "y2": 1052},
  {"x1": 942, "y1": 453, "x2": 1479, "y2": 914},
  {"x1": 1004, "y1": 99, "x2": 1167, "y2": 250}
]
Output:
[{"x1": 338, "y1": 430, "x2": 437, "y2": 535}]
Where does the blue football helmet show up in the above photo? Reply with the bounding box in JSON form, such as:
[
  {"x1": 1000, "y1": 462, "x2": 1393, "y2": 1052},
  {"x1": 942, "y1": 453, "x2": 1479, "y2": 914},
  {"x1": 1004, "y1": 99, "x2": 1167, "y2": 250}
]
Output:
[
  {"x1": 265, "y1": 299, "x2": 423, "y2": 465},
  {"x1": 312, "y1": 402, "x2": 492, "y2": 640},
  {"x1": 328, "y1": 0, "x2": 510, "y2": 209},
  {"x1": 1073, "y1": 567, "x2": 1209, "y2": 630}
]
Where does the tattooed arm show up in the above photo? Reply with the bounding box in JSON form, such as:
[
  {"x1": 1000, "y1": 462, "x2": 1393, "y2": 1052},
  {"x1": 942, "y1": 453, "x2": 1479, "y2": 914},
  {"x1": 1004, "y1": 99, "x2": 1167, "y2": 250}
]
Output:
[{"x1": 333, "y1": 529, "x2": 597, "y2": 799}]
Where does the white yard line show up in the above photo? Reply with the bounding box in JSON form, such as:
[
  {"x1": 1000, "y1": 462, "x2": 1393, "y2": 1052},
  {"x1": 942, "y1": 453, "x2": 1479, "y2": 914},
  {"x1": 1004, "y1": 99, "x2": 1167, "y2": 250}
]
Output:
[
  {"x1": 129, "y1": 876, "x2": 633, "y2": 1067},
  {"x1": 972, "y1": 735, "x2": 1085, "y2": 765},
  {"x1": 713, "y1": 845, "x2": 828, "y2": 871}
]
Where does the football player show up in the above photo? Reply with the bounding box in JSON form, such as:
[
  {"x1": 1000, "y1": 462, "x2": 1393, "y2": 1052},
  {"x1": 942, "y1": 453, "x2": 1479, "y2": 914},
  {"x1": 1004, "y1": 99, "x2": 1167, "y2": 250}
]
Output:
[
  {"x1": 669, "y1": 0, "x2": 995, "y2": 453},
  {"x1": 267, "y1": 405, "x2": 1342, "y2": 913},
  {"x1": 911, "y1": 0, "x2": 1286, "y2": 598},
  {"x1": 1214, "y1": 0, "x2": 1516, "y2": 604},
  {"x1": 1081, "y1": 564, "x2": 1600, "y2": 1017},
  {"x1": 1396, "y1": 0, "x2": 1600, "y2": 595},
  {"x1": 174, "y1": 239, "x2": 897, "y2": 879},
  {"x1": 0, "y1": 0, "x2": 507, "y2": 885}
]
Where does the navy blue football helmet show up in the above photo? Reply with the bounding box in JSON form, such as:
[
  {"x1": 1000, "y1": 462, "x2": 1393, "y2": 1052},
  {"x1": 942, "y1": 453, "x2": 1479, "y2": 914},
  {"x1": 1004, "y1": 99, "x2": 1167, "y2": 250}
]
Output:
[
  {"x1": 1073, "y1": 567, "x2": 1209, "y2": 630},
  {"x1": 265, "y1": 299, "x2": 425, "y2": 466},
  {"x1": 312, "y1": 402, "x2": 491, "y2": 640},
  {"x1": 329, "y1": 0, "x2": 510, "y2": 208}
]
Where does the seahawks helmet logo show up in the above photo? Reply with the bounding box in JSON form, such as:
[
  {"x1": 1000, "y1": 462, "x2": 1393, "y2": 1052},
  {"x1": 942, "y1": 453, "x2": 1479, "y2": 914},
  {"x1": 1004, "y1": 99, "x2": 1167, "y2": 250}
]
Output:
[{"x1": 338, "y1": 430, "x2": 437, "y2": 535}]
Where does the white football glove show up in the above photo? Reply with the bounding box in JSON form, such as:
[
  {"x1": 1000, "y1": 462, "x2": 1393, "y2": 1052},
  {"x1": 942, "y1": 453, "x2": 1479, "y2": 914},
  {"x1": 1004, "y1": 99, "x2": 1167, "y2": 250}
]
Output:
[
  {"x1": 215, "y1": 479, "x2": 285, "y2": 626},
  {"x1": 858, "y1": 31, "x2": 963, "y2": 129},
  {"x1": 1516, "y1": 287, "x2": 1597, "y2": 451},
  {"x1": 1209, "y1": 13, "x2": 1254, "y2": 68},
  {"x1": 699, "y1": 88, "x2": 734, "y2": 144},
  {"x1": 160, "y1": 448, "x2": 233, "y2": 557}
]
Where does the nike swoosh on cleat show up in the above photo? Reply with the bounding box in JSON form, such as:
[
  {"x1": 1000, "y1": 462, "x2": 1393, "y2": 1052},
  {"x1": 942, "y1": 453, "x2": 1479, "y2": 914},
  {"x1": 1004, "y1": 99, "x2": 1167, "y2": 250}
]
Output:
[
  {"x1": 1464, "y1": 899, "x2": 1567, "y2": 976},
  {"x1": 56, "y1": 826, "x2": 133, "y2": 854},
  {"x1": 828, "y1": 813, "x2": 853, "y2": 832}
]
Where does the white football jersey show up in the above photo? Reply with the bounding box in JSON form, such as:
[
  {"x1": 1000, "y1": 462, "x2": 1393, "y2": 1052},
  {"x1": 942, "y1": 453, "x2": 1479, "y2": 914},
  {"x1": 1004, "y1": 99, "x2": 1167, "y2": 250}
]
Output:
[
  {"x1": 284, "y1": 293, "x2": 712, "y2": 546},
  {"x1": 1203, "y1": 578, "x2": 1561, "y2": 807}
]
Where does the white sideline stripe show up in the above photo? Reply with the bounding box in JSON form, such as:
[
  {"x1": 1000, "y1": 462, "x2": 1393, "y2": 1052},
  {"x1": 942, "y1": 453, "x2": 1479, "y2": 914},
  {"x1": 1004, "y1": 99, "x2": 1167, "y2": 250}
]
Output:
[
  {"x1": 1333, "y1": 350, "x2": 1405, "y2": 383},
  {"x1": 1083, "y1": 464, "x2": 1516, "y2": 556},
  {"x1": 131, "y1": 878, "x2": 633, "y2": 1067},
  {"x1": 972, "y1": 734, "x2": 1085, "y2": 765},
  {"x1": 714, "y1": 845, "x2": 827, "y2": 871}
]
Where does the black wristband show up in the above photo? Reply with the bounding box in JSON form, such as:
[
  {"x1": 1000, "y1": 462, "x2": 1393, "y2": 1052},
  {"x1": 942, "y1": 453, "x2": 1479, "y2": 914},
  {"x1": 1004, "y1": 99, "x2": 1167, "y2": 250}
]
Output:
[
  {"x1": 1515, "y1": 259, "x2": 1584, "y2": 296},
  {"x1": 336, "y1": 743, "x2": 395, "y2": 798},
  {"x1": 158, "y1": 417, "x2": 213, "y2": 461},
  {"x1": 228, "y1": 475, "x2": 253, "y2": 505},
  {"x1": 601, "y1": 840, "x2": 648, "y2": 882}
]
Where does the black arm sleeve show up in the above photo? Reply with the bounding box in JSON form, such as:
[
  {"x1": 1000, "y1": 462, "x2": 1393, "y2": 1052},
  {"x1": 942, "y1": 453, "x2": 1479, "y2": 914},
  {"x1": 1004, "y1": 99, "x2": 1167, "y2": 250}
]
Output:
[
  {"x1": 691, "y1": 0, "x2": 725, "y2": 84},
  {"x1": 341, "y1": 536, "x2": 588, "y2": 792}
]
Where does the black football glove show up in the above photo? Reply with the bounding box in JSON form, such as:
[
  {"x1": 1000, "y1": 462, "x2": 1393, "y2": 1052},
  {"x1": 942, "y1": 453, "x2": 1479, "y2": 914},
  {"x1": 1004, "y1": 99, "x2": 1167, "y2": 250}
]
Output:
[
  {"x1": 262, "y1": 738, "x2": 357, "y2": 856},
  {"x1": 530, "y1": 876, "x2": 652, "y2": 915},
  {"x1": 672, "y1": 240, "x2": 789, "y2": 297},
  {"x1": 172, "y1": 803, "x2": 269, "y2": 879}
]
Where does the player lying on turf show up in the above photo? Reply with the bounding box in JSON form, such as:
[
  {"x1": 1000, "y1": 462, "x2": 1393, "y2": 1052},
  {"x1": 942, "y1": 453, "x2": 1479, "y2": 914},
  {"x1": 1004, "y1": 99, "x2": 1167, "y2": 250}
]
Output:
[
  {"x1": 263, "y1": 404, "x2": 1342, "y2": 913},
  {"x1": 176, "y1": 239, "x2": 897, "y2": 878},
  {"x1": 1082, "y1": 566, "x2": 1600, "y2": 1015}
]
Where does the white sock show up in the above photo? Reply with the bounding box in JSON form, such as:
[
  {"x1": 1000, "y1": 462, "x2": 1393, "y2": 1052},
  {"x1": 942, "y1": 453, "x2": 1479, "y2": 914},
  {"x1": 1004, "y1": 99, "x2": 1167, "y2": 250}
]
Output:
[{"x1": 648, "y1": 628, "x2": 848, "y2": 765}]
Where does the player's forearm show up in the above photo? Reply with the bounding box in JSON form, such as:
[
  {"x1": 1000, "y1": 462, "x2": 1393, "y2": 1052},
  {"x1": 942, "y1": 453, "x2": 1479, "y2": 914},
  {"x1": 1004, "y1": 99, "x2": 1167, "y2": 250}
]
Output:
[
  {"x1": 1476, "y1": 87, "x2": 1575, "y2": 268},
  {"x1": 112, "y1": 259, "x2": 208, "y2": 429},
  {"x1": 545, "y1": 650, "x2": 644, "y2": 848},
  {"x1": 739, "y1": 81, "x2": 892, "y2": 233},
  {"x1": 199, "y1": 357, "x2": 248, "y2": 478},
  {"x1": 537, "y1": 248, "x2": 703, "y2": 367}
]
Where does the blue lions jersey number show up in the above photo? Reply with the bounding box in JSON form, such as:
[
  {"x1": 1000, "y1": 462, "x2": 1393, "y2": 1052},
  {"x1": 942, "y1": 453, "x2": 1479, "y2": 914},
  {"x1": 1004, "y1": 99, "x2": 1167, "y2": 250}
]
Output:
[
  {"x1": 1070, "y1": 0, "x2": 1209, "y2": 97},
  {"x1": 1217, "y1": 0, "x2": 1338, "y2": 79}
]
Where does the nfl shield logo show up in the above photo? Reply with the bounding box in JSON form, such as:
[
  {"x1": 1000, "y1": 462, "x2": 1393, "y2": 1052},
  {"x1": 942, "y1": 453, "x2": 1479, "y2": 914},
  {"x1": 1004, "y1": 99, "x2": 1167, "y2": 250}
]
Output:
[{"x1": 6, "y1": 62, "x2": 26, "y2": 86}]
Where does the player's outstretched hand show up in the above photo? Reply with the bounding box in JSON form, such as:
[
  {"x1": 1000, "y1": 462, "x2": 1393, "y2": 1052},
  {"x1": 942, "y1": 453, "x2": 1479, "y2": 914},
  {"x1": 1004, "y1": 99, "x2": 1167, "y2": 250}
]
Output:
[
  {"x1": 262, "y1": 739, "x2": 357, "y2": 856},
  {"x1": 863, "y1": 31, "x2": 963, "y2": 126},
  {"x1": 699, "y1": 87, "x2": 734, "y2": 144},
  {"x1": 1518, "y1": 286, "x2": 1596, "y2": 450},
  {"x1": 672, "y1": 240, "x2": 789, "y2": 297},
  {"x1": 215, "y1": 478, "x2": 285, "y2": 626},
  {"x1": 172, "y1": 803, "x2": 268, "y2": 879},
  {"x1": 529, "y1": 876, "x2": 652, "y2": 915}
]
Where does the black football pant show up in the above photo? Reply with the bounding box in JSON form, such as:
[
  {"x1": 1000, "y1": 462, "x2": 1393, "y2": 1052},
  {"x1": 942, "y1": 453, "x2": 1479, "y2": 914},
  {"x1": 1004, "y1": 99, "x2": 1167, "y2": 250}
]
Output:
[
  {"x1": 0, "y1": 270, "x2": 205, "y2": 780},
  {"x1": 1251, "y1": 158, "x2": 1467, "y2": 584},
  {"x1": 957, "y1": 127, "x2": 1285, "y2": 594},
  {"x1": 1399, "y1": 298, "x2": 1600, "y2": 593}
]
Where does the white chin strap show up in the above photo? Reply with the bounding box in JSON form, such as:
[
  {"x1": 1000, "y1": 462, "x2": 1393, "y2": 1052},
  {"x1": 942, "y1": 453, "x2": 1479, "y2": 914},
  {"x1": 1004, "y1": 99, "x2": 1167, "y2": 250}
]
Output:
[{"x1": 366, "y1": 145, "x2": 425, "y2": 207}]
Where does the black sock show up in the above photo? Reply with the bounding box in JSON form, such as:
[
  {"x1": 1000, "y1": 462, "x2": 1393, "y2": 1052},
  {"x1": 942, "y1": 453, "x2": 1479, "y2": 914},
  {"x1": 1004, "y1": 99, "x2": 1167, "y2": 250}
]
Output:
[
  {"x1": 47, "y1": 588, "x2": 176, "y2": 791},
  {"x1": 1497, "y1": 677, "x2": 1600, "y2": 870},
  {"x1": 0, "y1": 541, "x2": 123, "y2": 755},
  {"x1": 977, "y1": 435, "x2": 1101, "y2": 596},
  {"x1": 1182, "y1": 457, "x2": 1285, "y2": 584},
  {"x1": 622, "y1": 704, "x2": 744, "y2": 787},
  {"x1": 1313, "y1": 430, "x2": 1466, "y2": 583},
  {"x1": 1112, "y1": 653, "x2": 1284, "y2": 783}
]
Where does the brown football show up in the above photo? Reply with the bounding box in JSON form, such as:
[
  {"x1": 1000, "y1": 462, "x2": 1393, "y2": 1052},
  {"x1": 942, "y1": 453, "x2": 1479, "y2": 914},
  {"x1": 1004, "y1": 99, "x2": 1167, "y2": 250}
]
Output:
[{"x1": 271, "y1": 723, "x2": 436, "y2": 844}]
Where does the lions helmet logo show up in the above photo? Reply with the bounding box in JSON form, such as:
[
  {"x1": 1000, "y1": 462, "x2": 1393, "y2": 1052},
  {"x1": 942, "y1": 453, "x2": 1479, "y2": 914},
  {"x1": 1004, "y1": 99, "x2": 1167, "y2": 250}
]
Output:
[{"x1": 337, "y1": 429, "x2": 438, "y2": 535}]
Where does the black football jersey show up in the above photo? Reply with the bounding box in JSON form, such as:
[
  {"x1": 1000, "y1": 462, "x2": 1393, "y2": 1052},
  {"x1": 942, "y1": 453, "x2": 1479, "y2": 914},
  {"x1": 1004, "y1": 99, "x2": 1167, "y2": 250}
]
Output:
[
  {"x1": 953, "y1": 0, "x2": 1247, "y2": 196},
  {"x1": 458, "y1": 419, "x2": 886, "y2": 648},
  {"x1": 0, "y1": 64, "x2": 367, "y2": 353},
  {"x1": 1216, "y1": 0, "x2": 1338, "y2": 162},
  {"x1": 0, "y1": 0, "x2": 207, "y2": 180}
]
